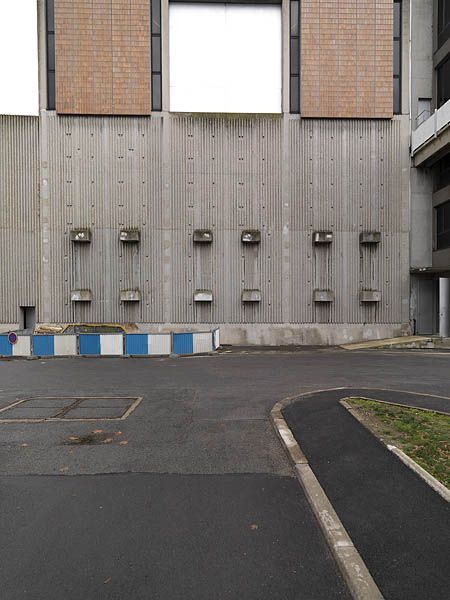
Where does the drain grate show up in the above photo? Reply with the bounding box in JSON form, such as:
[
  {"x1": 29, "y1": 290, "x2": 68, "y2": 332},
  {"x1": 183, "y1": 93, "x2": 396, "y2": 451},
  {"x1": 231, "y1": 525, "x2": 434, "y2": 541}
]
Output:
[{"x1": 0, "y1": 396, "x2": 142, "y2": 423}]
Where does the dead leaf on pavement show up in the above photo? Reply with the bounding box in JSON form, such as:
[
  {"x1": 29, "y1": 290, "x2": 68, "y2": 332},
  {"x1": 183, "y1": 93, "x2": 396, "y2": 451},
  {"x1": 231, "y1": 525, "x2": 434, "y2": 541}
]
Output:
[
  {"x1": 119, "y1": 440, "x2": 128, "y2": 446},
  {"x1": 250, "y1": 524, "x2": 259, "y2": 530}
]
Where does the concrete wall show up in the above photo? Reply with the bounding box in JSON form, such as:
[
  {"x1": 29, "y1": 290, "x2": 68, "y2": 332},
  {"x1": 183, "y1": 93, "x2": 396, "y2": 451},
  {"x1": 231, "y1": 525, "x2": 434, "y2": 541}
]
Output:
[
  {"x1": 14, "y1": 111, "x2": 410, "y2": 344},
  {"x1": 0, "y1": 116, "x2": 39, "y2": 325},
  {"x1": 0, "y1": 112, "x2": 411, "y2": 345}
]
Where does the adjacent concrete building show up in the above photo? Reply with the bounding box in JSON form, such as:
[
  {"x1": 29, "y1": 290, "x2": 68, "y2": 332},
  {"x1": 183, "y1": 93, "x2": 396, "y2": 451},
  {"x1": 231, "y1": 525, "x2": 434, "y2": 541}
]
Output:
[
  {"x1": 0, "y1": 1, "x2": 437, "y2": 345},
  {"x1": 410, "y1": 0, "x2": 450, "y2": 336}
]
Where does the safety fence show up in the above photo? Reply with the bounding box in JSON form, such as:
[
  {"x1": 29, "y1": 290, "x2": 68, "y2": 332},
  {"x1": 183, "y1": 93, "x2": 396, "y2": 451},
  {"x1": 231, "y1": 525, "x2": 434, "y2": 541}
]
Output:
[{"x1": 0, "y1": 329, "x2": 220, "y2": 358}]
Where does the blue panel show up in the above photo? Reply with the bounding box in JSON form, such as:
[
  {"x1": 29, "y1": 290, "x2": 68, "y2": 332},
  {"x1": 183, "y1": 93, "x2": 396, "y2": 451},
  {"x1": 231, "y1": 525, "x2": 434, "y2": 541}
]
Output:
[
  {"x1": 33, "y1": 335, "x2": 54, "y2": 357},
  {"x1": 125, "y1": 334, "x2": 148, "y2": 355},
  {"x1": 0, "y1": 336, "x2": 12, "y2": 357},
  {"x1": 79, "y1": 334, "x2": 101, "y2": 355},
  {"x1": 172, "y1": 333, "x2": 193, "y2": 355}
]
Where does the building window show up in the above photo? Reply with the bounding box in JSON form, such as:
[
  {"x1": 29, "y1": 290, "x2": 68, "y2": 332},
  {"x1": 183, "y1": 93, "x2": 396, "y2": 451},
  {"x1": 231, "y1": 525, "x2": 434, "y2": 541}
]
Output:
[
  {"x1": 435, "y1": 155, "x2": 450, "y2": 192},
  {"x1": 151, "y1": 0, "x2": 162, "y2": 111},
  {"x1": 46, "y1": 0, "x2": 55, "y2": 110},
  {"x1": 290, "y1": 0, "x2": 300, "y2": 114},
  {"x1": 437, "y1": 56, "x2": 450, "y2": 108},
  {"x1": 0, "y1": 2, "x2": 39, "y2": 115},
  {"x1": 169, "y1": 3, "x2": 282, "y2": 113},
  {"x1": 438, "y1": 0, "x2": 450, "y2": 49},
  {"x1": 393, "y1": 0, "x2": 401, "y2": 114},
  {"x1": 436, "y1": 200, "x2": 450, "y2": 250}
]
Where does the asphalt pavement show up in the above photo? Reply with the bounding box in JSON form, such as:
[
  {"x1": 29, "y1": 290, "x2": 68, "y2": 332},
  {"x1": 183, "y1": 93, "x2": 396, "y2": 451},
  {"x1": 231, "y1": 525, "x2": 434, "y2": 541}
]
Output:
[
  {"x1": 1, "y1": 348, "x2": 450, "y2": 599},
  {"x1": 284, "y1": 388, "x2": 450, "y2": 600}
]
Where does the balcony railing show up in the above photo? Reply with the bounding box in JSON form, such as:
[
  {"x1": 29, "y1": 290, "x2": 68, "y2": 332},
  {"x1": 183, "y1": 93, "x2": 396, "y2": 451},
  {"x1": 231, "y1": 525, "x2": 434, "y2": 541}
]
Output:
[{"x1": 411, "y1": 99, "x2": 450, "y2": 155}]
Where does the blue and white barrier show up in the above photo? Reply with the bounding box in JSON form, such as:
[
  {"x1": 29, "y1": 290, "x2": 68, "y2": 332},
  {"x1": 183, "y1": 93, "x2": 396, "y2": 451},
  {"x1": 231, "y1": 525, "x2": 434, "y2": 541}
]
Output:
[
  {"x1": 125, "y1": 333, "x2": 171, "y2": 356},
  {"x1": 32, "y1": 335, "x2": 78, "y2": 357},
  {"x1": 0, "y1": 335, "x2": 31, "y2": 357},
  {"x1": 0, "y1": 329, "x2": 219, "y2": 358}
]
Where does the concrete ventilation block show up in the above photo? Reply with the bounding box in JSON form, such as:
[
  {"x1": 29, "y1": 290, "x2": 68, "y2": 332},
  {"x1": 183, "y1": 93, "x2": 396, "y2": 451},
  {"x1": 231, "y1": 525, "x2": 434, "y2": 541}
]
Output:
[
  {"x1": 360, "y1": 290, "x2": 381, "y2": 302},
  {"x1": 120, "y1": 229, "x2": 140, "y2": 243},
  {"x1": 193, "y1": 229, "x2": 213, "y2": 243},
  {"x1": 242, "y1": 290, "x2": 262, "y2": 302},
  {"x1": 120, "y1": 289, "x2": 141, "y2": 302},
  {"x1": 242, "y1": 290, "x2": 261, "y2": 302},
  {"x1": 360, "y1": 231, "x2": 381, "y2": 244},
  {"x1": 70, "y1": 289, "x2": 92, "y2": 302},
  {"x1": 70, "y1": 229, "x2": 92, "y2": 243},
  {"x1": 313, "y1": 231, "x2": 333, "y2": 244},
  {"x1": 241, "y1": 230, "x2": 261, "y2": 243},
  {"x1": 194, "y1": 290, "x2": 213, "y2": 302},
  {"x1": 313, "y1": 290, "x2": 334, "y2": 302}
]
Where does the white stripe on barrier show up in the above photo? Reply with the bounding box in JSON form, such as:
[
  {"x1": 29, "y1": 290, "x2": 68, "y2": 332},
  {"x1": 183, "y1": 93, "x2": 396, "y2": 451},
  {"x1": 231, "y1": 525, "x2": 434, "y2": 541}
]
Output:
[
  {"x1": 148, "y1": 334, "x2": 171, "y2": 356},
  {"x1": 193, "y1": 332, "x2": 213, "y2": 354},
  {"x1": 13, "y1": 336, "x2": 31, "y2": 357},
  {"x1": 54, "y1": 335, "x2": 77, "y2": 356},
  {"x1": 213, "y1": 329, "x2": 220, "y2": 350},
  {"x1": 100, "y1": 334, "x2": 123, "y2": 356}
]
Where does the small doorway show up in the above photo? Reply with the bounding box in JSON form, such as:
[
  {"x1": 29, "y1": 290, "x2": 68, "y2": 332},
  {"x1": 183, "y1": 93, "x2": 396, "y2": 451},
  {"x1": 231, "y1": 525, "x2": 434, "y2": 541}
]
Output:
[
  {"x1": 19, "y1": 306, "x2": 36, "y2": 331},
  {"x1": 415, "y1": 279, "x2": 438, "y2": 334}
]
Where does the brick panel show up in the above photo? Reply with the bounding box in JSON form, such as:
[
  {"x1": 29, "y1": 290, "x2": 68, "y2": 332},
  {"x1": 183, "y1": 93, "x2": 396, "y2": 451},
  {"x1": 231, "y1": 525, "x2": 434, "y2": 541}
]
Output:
[
  {"x1": 301, "y1": 0, "x2": 393, "y2": 118},
  {"x1": 55, "y1": 1, "x2": 151, "y2": 115}
]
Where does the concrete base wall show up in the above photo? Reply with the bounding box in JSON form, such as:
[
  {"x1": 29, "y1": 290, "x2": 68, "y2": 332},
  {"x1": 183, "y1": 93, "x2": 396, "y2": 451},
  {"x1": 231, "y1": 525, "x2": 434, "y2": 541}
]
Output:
[
  {"x1": 0, "y1": 324, "x2": 19, "y2": 334},
  {"x1": 125, "y1": 322, "x2": 411, "y2": 346}
]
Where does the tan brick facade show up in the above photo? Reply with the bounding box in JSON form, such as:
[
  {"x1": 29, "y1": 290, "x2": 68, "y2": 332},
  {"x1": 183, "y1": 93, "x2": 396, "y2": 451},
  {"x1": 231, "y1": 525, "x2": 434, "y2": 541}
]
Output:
[
  {"x1": 55, "y1": 1, "x2": 151, "y2": 115},
  {"x1": 301, "y1": 0, "x2": 393, "y2": 118}
]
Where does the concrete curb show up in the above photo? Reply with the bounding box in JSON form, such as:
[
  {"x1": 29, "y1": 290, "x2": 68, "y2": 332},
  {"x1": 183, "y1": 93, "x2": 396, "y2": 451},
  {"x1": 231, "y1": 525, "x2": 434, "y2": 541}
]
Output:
[
  {"x1": 340, "y1": 399, "x2": 450, "y2": 504},
  {"x1": 387, "y1": 445, "x2": 450, "y2": 503},
  {"x1": 341, "y1": 396, "x2": 450, "y2": 416},
  {"x1": 271, "y1": 398, "x2": 384, "y2": 600}
]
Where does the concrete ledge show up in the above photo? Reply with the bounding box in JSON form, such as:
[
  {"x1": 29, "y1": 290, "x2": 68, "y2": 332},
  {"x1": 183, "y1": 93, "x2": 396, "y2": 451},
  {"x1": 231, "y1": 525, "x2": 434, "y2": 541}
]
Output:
[{"x1": 270, "y1": 398, "x2": 384, "y2": 600}]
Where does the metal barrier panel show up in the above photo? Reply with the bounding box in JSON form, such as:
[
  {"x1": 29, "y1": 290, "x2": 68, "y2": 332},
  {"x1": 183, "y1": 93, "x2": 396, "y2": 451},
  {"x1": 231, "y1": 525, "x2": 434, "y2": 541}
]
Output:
[
  {"x1": 125, "y1": 334, "x2": 148, "y2": 355},
  {"x1": 33, "y1": 335, "x2": 55, "y2": 357},
  {"x1": 172, "y1": 333, "x2": 193, "y2": 355},
  {"x1": 13, "y1": 337, "x2": 31, "y2": 357},
  {"x1": 54, "y1": 335, "x2": 77, "y2": 356},
  {"x1": 213, "y1": 329, "x2": 220, "y2": 349},
  {"x1": 79, "y1": 334, "x2": 101, "y2": 355},
  {"x1": 100, "y1": 334, "x2": 123, "y2": 356},
  {"x1": 0, "y1": 336, "x2": 12, "y2": 357},
  {"x1": 193, "y1": 332, "x2": 212, "y2": 354},
  {"x1": 148, "y1": 334, "x2": 171, "y2": 356}
]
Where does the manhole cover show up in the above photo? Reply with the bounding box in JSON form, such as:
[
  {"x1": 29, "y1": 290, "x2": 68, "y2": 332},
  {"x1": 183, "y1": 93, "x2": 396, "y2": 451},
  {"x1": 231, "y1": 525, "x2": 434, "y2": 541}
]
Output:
[{"x1": 0, "y1": 396, "x2": 142, "y2": 423}]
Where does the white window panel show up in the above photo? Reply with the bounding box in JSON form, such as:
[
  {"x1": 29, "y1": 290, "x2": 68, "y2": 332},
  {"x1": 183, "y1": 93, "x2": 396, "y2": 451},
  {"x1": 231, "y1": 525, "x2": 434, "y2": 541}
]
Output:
[
  {"x1": 0, "y1": 1, "x2": 39, "y2": 116},
  {"x1": 169, "y1": 4, "x2": 282, "y2": 114}
]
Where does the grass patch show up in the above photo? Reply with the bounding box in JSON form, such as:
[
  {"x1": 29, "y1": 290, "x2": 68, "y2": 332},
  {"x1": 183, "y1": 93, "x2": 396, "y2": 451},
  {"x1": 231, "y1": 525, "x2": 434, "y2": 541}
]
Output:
[{"x1": 346, "y1": 398, "x2": 450, "y2": 489}]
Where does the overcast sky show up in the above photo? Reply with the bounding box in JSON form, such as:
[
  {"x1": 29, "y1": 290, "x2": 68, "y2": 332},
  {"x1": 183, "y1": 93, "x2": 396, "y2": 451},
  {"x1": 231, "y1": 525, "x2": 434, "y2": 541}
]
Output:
[{"x1": 0, "y1": 1, "x2": 39, "y2": 116}]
